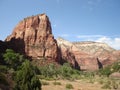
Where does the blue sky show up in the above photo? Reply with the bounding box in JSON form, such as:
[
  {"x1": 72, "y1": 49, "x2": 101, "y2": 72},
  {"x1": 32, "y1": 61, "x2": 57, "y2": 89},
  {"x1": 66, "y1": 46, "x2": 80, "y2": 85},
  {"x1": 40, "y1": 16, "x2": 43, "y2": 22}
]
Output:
[{"x1": 0, "y1": 0, "x2": 120, "y2": 49}]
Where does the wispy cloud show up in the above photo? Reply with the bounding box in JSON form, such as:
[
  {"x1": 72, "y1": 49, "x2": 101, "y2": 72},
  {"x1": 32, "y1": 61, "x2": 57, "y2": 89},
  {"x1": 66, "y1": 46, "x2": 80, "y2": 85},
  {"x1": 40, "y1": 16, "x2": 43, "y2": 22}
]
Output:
[
  {"x1": 76, "y1": 35, "x2": 120, "y2": 50},
  {"x1": 77, "y1": 35, "x2": 104, "y2": 39},
  {"x1": 96, "y1": 37, "x2": 120, "y2": 50}
]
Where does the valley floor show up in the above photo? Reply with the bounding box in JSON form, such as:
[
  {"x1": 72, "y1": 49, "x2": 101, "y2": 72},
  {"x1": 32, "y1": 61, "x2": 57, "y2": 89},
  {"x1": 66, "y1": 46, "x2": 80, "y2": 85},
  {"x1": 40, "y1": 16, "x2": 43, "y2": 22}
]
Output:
[{"x1": 41, "y1": 79, "x2": 104, "y2": 90}]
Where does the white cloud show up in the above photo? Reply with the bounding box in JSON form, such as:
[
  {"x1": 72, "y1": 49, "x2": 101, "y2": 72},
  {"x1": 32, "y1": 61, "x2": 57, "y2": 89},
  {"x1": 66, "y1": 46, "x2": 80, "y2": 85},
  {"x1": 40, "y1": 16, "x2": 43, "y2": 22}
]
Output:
[
  {"x1": 76, "y1": 35, "x2": 120, "y2": 50},
  {"x1": 96, "y1": 37, "x2": 120, "y2": 50}
]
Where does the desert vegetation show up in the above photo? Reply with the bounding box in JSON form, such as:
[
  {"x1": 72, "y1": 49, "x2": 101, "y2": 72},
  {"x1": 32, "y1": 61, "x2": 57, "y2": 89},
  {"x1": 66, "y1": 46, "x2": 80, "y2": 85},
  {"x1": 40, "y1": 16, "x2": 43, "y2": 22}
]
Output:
[
  {"x1": 0, "y1": 49, "x2": 120, "y2": 90},
  {"x1": 0, "y1": 49, "x2": 41, "y2": 90}
]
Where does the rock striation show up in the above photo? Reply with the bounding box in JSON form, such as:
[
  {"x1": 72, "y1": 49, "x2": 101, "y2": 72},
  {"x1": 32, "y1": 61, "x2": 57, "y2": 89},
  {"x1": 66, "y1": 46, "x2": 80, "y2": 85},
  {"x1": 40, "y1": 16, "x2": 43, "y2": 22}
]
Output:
[
  {"x1": 5, "y1": 14, "x2": 60, "y2": 63},
  {"x1": 57, "y1": 37, "x2": 100, "y2": 71},
  {"x1": 73, "y1": 41, "x2": 120, "y2": 67},
  {"x1": 57, "y1": 37, "x2": 120, "y2": 71}
]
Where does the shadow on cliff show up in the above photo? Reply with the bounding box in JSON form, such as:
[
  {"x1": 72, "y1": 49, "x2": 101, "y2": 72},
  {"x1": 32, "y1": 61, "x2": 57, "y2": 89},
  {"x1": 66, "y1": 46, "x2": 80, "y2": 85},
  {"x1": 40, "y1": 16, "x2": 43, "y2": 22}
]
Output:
[
  {"x1": 0, "y1": 38, "x2": 26, "y2": 64},
  {"x1": 57, "y1": 47, "x2": 80, "y2": 70},
  {"x1": 97, "y1": 58, "x2": 103, "y2": 69},
  {"x1": 5, "y1": 38, "x2": 26, "y2": 56},
  {"x1": 0, "y1": 40, "x2": 8, "y2": 64}
]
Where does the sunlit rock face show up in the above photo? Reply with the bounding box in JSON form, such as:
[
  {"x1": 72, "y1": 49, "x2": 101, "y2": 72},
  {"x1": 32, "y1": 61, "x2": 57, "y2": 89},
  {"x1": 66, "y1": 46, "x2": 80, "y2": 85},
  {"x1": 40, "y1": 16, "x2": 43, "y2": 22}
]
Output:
[
  {"x1": 73, "y1": 41, "x2": 120, "y2": 67},
  {"x1": 57, "y1": 37, "x2": 120, "y2": 71},
  {"x1": 6, "y1": 14, "x2": 60, "y2": 63},
  {"x1": 57, "y1": 38, "x2": 100, "y2": 71}
]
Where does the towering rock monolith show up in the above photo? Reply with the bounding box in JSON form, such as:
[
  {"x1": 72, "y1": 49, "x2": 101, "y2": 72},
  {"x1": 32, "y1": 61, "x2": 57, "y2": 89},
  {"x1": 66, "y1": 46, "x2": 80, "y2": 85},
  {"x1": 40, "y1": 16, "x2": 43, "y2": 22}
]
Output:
[{"x1": 6, "y1": 14, "x2": 60, "y2": 64}]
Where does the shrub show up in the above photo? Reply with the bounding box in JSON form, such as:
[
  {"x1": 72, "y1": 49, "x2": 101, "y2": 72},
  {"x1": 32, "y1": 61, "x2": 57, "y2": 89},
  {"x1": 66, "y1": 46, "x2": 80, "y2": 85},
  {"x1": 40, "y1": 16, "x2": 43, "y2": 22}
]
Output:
[
  {"x1": 0, "y1": 65, "x2": 8, "y2": 73},
  {"x1": 111, "y1": 80, "x2": 118, "y2": 89},
  {"x1": 41, "y1": 81, "x2": 49, "y2": 85},
  {"x1": 3, "y1": 49, "x2": 24, "y2": 70},
  {"x1": 66, "y1": 83, "x2": 74, "y2": 89},
  {"x1": 98, "y1": 62, "x2": 120, "y2": 77},
  {"x1": 14, "y1": 60, "x2": 41, "y2": 90},
  {"x1": 53, "y1": 81, "x2": 61, "y2": 85},
  {"x1": 101, "y1": 80, "x2": 111, "y2": 89},
  {"x1": 39, "y1": 62, "x2": 81, "y2": 80},
  {"x1": 101, "y1": 83, "x2": 111, "y2": 89},
  {"x1": 99, "y1": 80, "x2": 104, "y2": 84},
  {"x1": 112, "y1": 62, "x2": 120, "y2": 72},
  {"x1": 99, "y1": 66, "x2": 111, "y2": 77},
  {"x1": 39, "y1": 63, "x2": 58, "y2": 78}
]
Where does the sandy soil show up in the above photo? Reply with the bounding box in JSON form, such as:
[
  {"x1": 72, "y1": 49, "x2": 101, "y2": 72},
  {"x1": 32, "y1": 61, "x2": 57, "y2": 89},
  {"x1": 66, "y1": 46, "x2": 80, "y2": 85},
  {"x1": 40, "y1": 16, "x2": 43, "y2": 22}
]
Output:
[{"x1": 41, "y1": 79, "x2": 105, "y2": 90}]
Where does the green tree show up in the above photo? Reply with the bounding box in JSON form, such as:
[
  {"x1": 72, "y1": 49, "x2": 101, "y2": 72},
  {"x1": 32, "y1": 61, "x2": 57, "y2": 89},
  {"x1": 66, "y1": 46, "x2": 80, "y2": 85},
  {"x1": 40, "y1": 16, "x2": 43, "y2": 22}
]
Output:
[
  {"x1": 3, "y1": 49, "x2": 24, "y2": 69},
  {"x1": 14, "y1": 60, "x2": 41, "y2": 90},
  {"x1": 60, "y1": 63, "x2": 74, "y2": 78},
  {"x1": 39, "y1": 63, "x2": 58, "y2": 78}
]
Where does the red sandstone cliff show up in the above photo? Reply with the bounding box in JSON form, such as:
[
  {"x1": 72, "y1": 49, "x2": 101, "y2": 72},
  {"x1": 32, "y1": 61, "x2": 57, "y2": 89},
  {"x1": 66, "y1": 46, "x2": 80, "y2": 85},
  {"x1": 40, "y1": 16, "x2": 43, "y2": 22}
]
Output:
[
  {"x1": 57, "y1": 37, "x2": 120, "y2": 71},
  {"x1": 5, "y1": 14, "x2": 60, "y2": 63}
]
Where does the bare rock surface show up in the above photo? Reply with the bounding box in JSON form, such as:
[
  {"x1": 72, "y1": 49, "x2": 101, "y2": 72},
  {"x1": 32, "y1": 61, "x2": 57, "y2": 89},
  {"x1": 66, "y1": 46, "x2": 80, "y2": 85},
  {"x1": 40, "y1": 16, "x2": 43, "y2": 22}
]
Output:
[
  {"x1": 57, "y1": 37, "x2": 120, "y2": 70},
  {"x1": 6, "y1": 14, "x2": 60, "y2": 63}
]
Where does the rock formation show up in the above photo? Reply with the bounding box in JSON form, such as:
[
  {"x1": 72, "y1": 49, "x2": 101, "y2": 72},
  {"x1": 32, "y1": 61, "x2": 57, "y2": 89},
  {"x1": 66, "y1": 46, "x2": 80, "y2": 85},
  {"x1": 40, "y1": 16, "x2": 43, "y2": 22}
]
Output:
[
  {"x1": 73, "y1": 41, "x2": 120, "y2": 67},
  {"x1": 57, "y1": 37, "x2": 120, "y2": 71},
  {"x1": 5, "y1": 14, "x2": 60, "y2": 64},
  {"x1": 57, "y1": 37, "x2": 100, "y2": 71}
]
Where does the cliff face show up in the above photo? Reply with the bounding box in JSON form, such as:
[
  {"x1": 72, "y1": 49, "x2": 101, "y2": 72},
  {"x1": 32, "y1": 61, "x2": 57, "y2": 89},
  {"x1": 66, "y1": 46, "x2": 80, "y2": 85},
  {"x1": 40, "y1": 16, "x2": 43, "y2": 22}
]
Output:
[
  {"x1": 5, "y1": 14, "x2": 60, "y2": 63},
  {"x1": 57, "y1": 38, "x2": 100, "y2": 71},
  {"x1": 57, "y1": 37, "x2": 120, "y2": 70},
  {"x1": 73, "y1": 41, "x2": 120, "y2": 67}
]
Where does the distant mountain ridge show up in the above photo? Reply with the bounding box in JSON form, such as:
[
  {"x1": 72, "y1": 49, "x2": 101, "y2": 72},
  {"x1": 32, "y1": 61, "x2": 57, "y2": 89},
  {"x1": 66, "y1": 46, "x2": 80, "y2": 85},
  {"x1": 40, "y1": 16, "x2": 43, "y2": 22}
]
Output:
[
  {"x1": 57, "y1": 37, "x2": 120, "y2": 70},
  {"x1": 73, "y1": 41, "x2": 115, "y2": 54}
]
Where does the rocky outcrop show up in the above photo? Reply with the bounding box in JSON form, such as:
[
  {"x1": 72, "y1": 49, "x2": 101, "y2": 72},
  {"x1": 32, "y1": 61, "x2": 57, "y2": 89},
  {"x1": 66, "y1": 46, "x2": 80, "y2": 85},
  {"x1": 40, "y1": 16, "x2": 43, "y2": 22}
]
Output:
[
  {"x1": 57, "y1": 37, "x2": 100, "y2": 71},
  {"x1": 57, "y1": 37, "x2": 120, "y2": 71},
  {"x1": 73, "y1": 41, "x2": 120, "y2": 67},
  {"x1": 5, "y1": 14, "x2": 60, "y2": 63}
]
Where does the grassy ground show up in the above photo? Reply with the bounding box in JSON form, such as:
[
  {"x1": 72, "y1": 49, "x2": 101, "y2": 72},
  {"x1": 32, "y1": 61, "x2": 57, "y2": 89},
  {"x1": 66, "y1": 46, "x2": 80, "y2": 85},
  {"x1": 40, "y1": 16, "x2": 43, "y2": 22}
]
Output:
[
  {"x1": 41, "y1": 75, "x2": 120, "y2": 90},
  {"x1": 41, "y1": 79, "x2": 104, "y2": 90}
]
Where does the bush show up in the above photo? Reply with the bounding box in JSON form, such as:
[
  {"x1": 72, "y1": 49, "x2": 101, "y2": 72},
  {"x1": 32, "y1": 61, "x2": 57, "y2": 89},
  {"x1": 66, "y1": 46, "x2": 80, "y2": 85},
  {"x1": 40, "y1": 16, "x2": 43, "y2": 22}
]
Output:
[
  {"x1": 112, "y1": 62, "x2": 120, "y2": 72},
  {"x1": 41, "y1": 81, "x2": 49, "y2": 85},
  {"x1": 101, "y1": 80, "x2": 111, "y2": 89},
  {"x1": 99, "y1": 66, "x2": 112, "y2": 77},
  {"x1": 98, "y1": 62, "x2": 120, "y2": 77},
  {"x1": 101, "y1": 83, "x2": 111, "y2": 89},
  {"x1": 58, "y1": 63, "x2": 80, "y2": 79},
  {"x1": 3, "y1": 49, "x2": 24, "y2": 70},
  {"x1": 38, "y1": 62, "x2": 81, "y2": 80},
  {"x1": 66, "y1": 83, "x2": 74, "y2": 89},
  {"x1": 53, "y1": 81, "x2": 61, "y2": 85},
  {"x1": 14, "y1": 60, "x2": 41, "y2": 90},
  {"x1": 39, "y1": 63, "x2": 58, "y2": 78},
  {"x1": 0, "y1": 65, "x2": 8, "y2": 73},
  {"x1": 111, "y1": 80, "x2": 118, "y2": 89}
]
